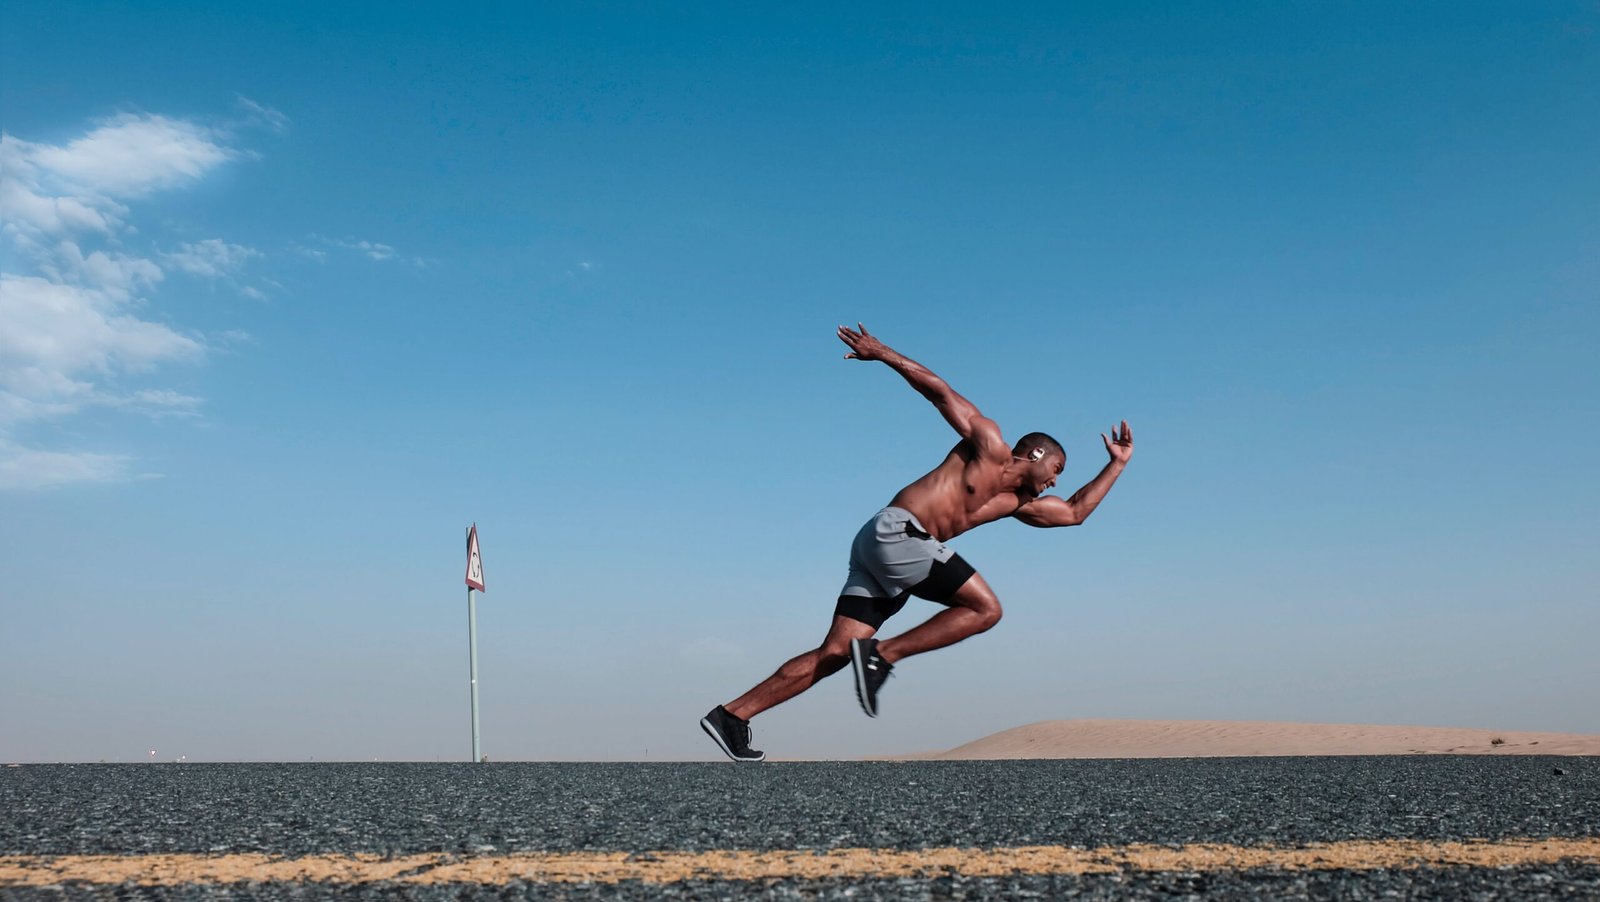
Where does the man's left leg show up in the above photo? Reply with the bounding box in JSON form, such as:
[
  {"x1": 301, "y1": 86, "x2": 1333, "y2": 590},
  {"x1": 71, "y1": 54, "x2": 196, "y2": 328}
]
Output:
[
  {"x1": 702, "y1": 612, "x2": 884, "y2": 762},
  {"x1": 724, "y1": 614, "x2": 879, "y2": 721}
]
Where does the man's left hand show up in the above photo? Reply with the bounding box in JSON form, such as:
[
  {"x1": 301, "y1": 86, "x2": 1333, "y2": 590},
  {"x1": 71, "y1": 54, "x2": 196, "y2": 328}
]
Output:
[{"x1": 1103, "y1": 420, "x2": 1133, "y2": 464}]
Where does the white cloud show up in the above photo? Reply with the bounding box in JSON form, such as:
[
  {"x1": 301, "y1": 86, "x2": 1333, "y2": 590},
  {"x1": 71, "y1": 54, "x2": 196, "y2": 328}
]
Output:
[
  {"x1": 0, "y1": 441, "x2": 133, "y2": 490},
  {"x1": 233, "y1": 96, "x2": 288, "y2": 134},
  {"x1": 105, "y1": 388, "x2": 204, "y2": 419},
  {"x1": 0, "y1": 147, "x2": 119, "y2": 236},
  {"x1": 0, "y1": 274, "x2": 202, "y2": 424},
  {"x1": 0, "y1": 110, "x2": 247, "y2": 490},
  {"x1": 307, "y1": 234, "x2": 427, "y2": 266},
  {"x1": 0, "y1": 112, "x2": 235, "y2": 255},
  {"x1": 353, "y1": 239, "x2": 396, "y2": 261},
  {"x1": 30, "y1": 113, "x2": 232, "y2": 199},
  {"x1": 163, "y1": 239, "x2": 261, "y2": 279},
  {"x1": 46, "y1": 241, "x2": 165, "y2": 298},
  {"x1": 289, "y1": 242, "x2": 328, "y2": 261}
]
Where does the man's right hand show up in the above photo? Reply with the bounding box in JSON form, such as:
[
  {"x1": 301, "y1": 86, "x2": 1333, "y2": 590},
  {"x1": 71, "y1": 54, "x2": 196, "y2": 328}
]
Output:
[{"x1": 838, "y1": 323, "x2": 891, "y2": 362}]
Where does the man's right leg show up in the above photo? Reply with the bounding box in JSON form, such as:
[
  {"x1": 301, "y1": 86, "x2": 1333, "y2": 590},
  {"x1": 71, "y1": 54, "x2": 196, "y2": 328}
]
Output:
[
  {"x1": 724, "y1": 614, "x2": 878, "y2": 721},
  {"x1": 875, "y1": 572, "x2": 1002, "y2": 664},
  {"x1": 847, "y1": 573, "x2": 1001, "y2": 717}
]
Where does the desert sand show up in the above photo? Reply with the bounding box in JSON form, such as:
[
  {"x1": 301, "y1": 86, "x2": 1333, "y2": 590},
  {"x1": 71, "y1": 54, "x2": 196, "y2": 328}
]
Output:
[{"x1": 899, "y1": 719, "x2": 1600, "y2": 759}]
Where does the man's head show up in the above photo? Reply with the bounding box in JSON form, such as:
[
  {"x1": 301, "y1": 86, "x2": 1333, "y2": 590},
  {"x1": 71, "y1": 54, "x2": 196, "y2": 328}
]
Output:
[{"x1": 1011, "y1": 432, "x2": 1065, "y2": 497}]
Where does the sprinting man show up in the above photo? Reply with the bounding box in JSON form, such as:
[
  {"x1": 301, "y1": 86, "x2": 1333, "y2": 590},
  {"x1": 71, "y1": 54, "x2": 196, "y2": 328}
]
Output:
[{"x1": 701, "y1": 324, "x2": 1134, "y2": 762}]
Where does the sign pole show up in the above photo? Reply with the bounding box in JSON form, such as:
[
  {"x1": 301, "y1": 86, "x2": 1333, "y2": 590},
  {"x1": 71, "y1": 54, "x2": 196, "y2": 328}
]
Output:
[
  {"x1": 468, "y1": 582, "x2": 481, "y2": 763},
  {"x1": 464, "y1": 524, "x2": 486, "y2": 763}
]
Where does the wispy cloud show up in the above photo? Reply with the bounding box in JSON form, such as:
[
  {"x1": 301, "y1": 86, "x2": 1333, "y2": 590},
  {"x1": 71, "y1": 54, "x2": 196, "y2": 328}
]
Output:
[
  {"x1": 0, "y1": 440, "x2": 133, "y2": 491},
  {"x1": 305, "y1": 234, "x2": 427, "y2": 266},
  {"x1": 233, "y1": 95, "x2": 288, "y2": 134},
  {"x1": 163, "y1": 238, "x2": 262, "y2": 279},
  {"x1": 0, "y1": 109, "x2": 261, "y2": 490},
  {"x1": 349, "y1": 239, "x2": 397, "y2": 261},
  {"x1": 11, "y1": 113, "x2": 233, "y2": 204},
  {"x1": 289, "y1": 241, "x2": 328, "y2": 261}
]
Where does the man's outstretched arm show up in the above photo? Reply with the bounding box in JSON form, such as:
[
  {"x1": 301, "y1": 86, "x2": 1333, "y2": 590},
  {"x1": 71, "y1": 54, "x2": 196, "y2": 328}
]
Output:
[
  {"x1": 1014, "y1": 421, "x2": 1134, "y2": 527},
  {"x1": 837, "y1": 323, "x2": 1001, "y2": 448}
]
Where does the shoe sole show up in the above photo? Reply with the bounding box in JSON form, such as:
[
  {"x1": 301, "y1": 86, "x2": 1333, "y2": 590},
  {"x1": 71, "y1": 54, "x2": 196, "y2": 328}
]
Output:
[
  {"x1": 699, "y1": 717, "x2": 765, "y2": 762},
  {"x1": 850, "y1": 638, "x2": 878, "y2": 718}
]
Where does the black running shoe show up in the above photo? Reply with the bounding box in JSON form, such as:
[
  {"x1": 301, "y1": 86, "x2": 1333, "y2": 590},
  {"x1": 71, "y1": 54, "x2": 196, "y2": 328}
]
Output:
[
  {"x1": 850, "y1": 637, "x2": 893, "y2": 717},
  {"x1": 700, "y1": 706, "x2": 765, "y2": 762}
]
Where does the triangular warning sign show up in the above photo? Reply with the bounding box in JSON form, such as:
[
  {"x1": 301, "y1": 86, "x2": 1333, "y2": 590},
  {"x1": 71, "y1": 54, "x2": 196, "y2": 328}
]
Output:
[{"x1": 465, "y1": 524, "x2": 485, "y2": 592}]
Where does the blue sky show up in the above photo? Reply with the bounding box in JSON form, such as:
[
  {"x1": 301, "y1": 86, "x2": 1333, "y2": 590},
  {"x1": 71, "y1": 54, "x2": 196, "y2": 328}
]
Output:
[{"x1": 2, "y1": 2, "x2": 1596, "y2": 762}]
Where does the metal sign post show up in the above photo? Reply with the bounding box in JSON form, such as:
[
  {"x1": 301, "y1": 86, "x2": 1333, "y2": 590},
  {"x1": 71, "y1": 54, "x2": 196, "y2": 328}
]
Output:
[{"x1": 465, "y1": 524, "x2": 486, "y2": 763}]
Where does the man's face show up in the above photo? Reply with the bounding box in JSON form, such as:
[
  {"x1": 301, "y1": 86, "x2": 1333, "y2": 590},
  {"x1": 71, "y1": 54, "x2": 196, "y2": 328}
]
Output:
[{"x1": 1023, "y1": 453, "x2": 1065, "y2": 497}]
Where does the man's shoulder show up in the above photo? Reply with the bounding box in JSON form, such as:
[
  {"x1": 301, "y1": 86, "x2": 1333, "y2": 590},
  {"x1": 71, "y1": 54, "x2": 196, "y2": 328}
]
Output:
[
  {"x1": 952, "y1": 426, "x2": 1008, "y2": 464},
  {"x1": 968, "y1": 416, "x2": 1007, "y2": 453}
]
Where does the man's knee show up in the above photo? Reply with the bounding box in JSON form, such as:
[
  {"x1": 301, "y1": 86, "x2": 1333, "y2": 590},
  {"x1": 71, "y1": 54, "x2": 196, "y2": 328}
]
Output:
[
  {"x1": 973, "y1": 599, "x2": 1002, "y2": 632},
  {"x1": 820, "y1": 612, "x2": 878, "y2": 661},
  {"x1": 818, "y1": 639, "x2": 852, "y2": 664},
  {"x1": 950, "y1": 573, "x2": 1002, "y2": 632}
]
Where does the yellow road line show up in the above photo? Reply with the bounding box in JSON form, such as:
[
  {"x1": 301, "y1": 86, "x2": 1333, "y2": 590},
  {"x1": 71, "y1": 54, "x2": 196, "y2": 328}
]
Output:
[{"x1": 3, "y1": 839, "x2": 1599, "y2": 886}]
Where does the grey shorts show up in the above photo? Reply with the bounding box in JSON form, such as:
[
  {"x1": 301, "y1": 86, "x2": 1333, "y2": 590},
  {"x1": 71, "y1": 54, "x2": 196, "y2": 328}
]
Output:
[{"x1": 834, "y1": 507, "x2": 977, "y2": 628}]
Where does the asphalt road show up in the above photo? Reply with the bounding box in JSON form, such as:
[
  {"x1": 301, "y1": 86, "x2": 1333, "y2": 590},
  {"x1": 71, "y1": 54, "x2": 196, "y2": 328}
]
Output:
[{"x1": 4, "y1": 757, "x2": 1598, "y2": 898}]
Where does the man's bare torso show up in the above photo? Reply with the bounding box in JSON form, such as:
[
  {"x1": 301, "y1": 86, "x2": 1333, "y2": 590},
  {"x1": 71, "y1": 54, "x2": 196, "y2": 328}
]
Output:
[{"x1": 889, "y1": 440, "x2": 1029, "y2": 541}]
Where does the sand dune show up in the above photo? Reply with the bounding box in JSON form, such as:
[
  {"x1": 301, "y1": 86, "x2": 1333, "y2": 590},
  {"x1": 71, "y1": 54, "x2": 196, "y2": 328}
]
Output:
[{"x1": 900, "y1": 719, "x2": 1600, "y2": 759}]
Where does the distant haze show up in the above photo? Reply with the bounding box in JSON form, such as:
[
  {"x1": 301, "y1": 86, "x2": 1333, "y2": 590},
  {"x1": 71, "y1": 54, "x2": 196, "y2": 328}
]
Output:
[{"x1": 895, "y1": 720, "x2": 1600, "y2": 760}]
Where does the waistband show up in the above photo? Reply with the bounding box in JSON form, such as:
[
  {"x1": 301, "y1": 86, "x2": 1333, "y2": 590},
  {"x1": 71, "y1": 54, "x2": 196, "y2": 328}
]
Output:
[{"x1": 878, "y1": 506, "x2": 934, "y2": 540}]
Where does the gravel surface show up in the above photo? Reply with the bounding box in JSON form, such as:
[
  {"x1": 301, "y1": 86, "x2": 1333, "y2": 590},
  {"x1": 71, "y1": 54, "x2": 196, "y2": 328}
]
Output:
[
  {"x1": 3, "y1": 757, "x2": 1597, "y2": 898},
  {"x1": 4, "y1": 757, "x2": 1596, "y2": 855}
]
